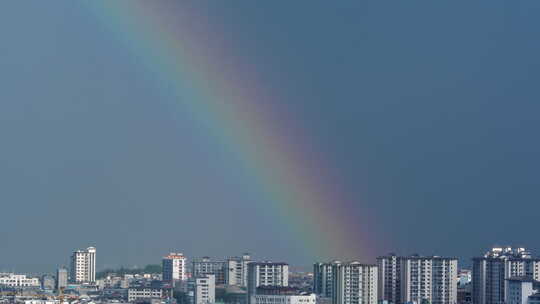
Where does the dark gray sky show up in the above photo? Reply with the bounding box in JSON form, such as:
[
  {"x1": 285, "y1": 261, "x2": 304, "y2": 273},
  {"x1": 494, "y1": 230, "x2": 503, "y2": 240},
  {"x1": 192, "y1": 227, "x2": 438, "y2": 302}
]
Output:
[{"x1": 1, "y1": 1, "x2": 540, "y2": 273}]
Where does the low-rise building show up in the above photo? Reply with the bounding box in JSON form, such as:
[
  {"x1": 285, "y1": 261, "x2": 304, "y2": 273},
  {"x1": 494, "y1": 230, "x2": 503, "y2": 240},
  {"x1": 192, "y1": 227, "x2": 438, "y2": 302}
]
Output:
[
  {"x1": 251, "y1": 287, "x2": 316, "y2": 304},
  {"x1": 0, "y1": 273, "x2": 40, "y2": 287},
  {"x1": 128, "y1": 287, "x2": 163, "y2": 302}
]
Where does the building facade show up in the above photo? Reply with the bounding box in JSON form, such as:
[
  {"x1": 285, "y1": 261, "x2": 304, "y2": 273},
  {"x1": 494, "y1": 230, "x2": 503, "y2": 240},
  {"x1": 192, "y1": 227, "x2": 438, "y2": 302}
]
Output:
[
  {"x1": 225, "y1": 254, "x2": 251, "y2": 287},
  {"x1": 252, "y1": 287, "x2": 316, "y2": 304},
  {"x1": 377, "y1": 254, "x2": 457, "y2": 304},
  {"x1": 505, "y1": 277, "x2": 535, "y2": 304},
  {"x1": 189, "y1": 274, "x2": 216, "y2": 304},
  {"x1": 247, "y1": 262, "x2": 289, "y2": 304},
  {"x1": 332, "y1": 262, "x2": 378, "y2": 304},
  {"x1": 0, "y1": 273, "x2": 40, "y2": 287},
  {"x1": 128, "y1": 287, "x2": 163, "y2": 302},
  {"x1": 193, "y1": 257, "x2": 226, "y2": 285},
  {"x1": 314, "y1": 261, "x2": 341, "y2": 299},
  {"x1": 377, "y1": 254, "x2": 400, "y2": 304},
  {"x1": 473, "y1": 247, "x2": 540, "y2": 304},
  {"x1": 163, "y1": 252, "x2": 187, "y2": 283},
  {"x1": 70, "y1": 247, "x2": 96, "y2": 283},
  {"x1": 56, "y1": 268, "x2": 68, "y2": 290}
]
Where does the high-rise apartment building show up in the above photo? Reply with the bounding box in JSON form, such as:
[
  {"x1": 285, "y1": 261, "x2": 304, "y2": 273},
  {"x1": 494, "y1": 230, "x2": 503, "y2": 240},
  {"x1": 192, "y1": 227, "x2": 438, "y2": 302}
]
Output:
[
  {"x1": 314, "y1": 261, "x2": 341, "y2": 298},
  {"x1": 377, "y1": 254, "x2": 457, "y2": 304},
  {"x1": 225, "y1": 254, "x2": 251, "y2": 287},
  {"x1": 332, "y1": 261, "x2": 378, "y2": 304},
  {"x1": 247, "y1": 262, "x2": 289, "y2": 304},
  {"x1": 163, "y1": 252, "x2": 187, "y2": 283},
  {"x1": 70, "y1": 247, "x2": 96, "y2": 283},
  {"x1": 192, "y1": 257, "x2": 225, "y2": 285},
  {"x1": 472, "y1": 247, "x2": 540, "y2": 304},
  {"x1": 377, "y1": 254, "x2": 400, "y2": 304}
]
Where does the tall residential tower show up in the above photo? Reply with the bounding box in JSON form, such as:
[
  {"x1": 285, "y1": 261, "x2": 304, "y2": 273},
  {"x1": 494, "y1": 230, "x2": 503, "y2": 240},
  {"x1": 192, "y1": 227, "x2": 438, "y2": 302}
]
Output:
[
  {"x1": 377, "y1": 254, "x2": 458, "y2": 304},
  {"x1": 70, "y1": 247, "x2": 96, "y2": 284},
  {"x1": 332, "y1": 261, "x2": 378, "y2": 304},
  {"x1": 472, "y1": 247, "x2": 540, "y2": 304}
]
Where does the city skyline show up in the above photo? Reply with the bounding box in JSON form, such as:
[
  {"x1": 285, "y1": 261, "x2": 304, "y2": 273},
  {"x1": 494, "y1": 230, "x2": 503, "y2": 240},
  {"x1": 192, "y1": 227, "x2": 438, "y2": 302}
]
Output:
[
  {"x1": 2, "y1": 1, "x2": 540, "y2": 273},
  {"x1": 2, "y1": 245, "x2": 539, "y2": 276}
]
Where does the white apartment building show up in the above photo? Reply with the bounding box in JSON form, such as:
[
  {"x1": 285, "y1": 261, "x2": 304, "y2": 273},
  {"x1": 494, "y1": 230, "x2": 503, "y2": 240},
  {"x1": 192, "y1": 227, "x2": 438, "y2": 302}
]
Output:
[
  {"x1": 70, "y1": 247, "x2": 96, "y2": 283},
  {"x1": 188, "y1": 274, "x2": 216, "y2": 304},
  {"x1": 473, "y1": 247, "x2": 540, "y2": 304},
  {"x1": 314, "y1": 261, "x2": 342, "y2": 299},
  {"x1": 252, "y1": 293, "x2": 317, "y2": 304},
  {"x1": 248, "y1": 262, "x2": 289, "y2": 304},
  {"x1": 225, "y1": 254, "x2": 251, "y2": 287},
  {"x1": 332, "y1": 262, "x2": 378, "y2": 304},
  {"x1": 163, "y1": 252, "x2": 187, "y2": 282},
  {"x1": 377, "y1": 254, "x2": 457, "y2": 304},
  {"x1": 127, "y1": 287, "x2": 163, "y2": 302},
  {"x1": 193, "y1": 257, "x2": 225, "y2": 285},
  {"x1": 0, "y1": 273, "x2": 40, "y2": 287}
]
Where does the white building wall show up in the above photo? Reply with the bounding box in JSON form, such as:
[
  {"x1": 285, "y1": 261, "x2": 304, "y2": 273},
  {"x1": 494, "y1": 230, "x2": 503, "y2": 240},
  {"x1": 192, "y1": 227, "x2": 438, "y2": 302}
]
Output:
[
  {"x1": 191, "y1": 275, "x2": 215, "y2": 304},
  {"x1": 252, "y1": 294, "x2": 316, "y2": 304},
  {"x1": 70, "y1": 247, "x2": 96, "y2": 283},
  {"x1": 163, "y1": 253, "x2": 187, "y2": 282},
  {"x1": 505, "y1": 280, "x2": 534, "y2": 304},
  {"x1": 127, "y1": 288, "x2": 163, "y2": 302},
  {"x1": 0, "y1": 273, "x2": 40, "y2": 287},
  {"x1": 332, "y1": 262, "x2": 378, "y2": 304},
  {"x1": 247, "y1": 262, "x2": 289, "y2": 304}
]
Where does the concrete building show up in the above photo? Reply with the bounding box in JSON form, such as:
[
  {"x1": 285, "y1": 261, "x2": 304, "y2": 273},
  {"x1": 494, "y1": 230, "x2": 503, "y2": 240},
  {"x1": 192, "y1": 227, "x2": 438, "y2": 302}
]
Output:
[
  {"x1": 70, "y1": 247, "x2": 96, "y2": 283},
  {"x1": 505, "y1": 277, "x2": 535, "y2": 304},
  {"x1": 163, "y1": 253, "x2": 187, "y2": 283},
  {"x1": 193, "y1": 257, "x2": 226, "y2": 285},
  {"x1": 314, "y1": 261, "x2": 341, "y2": 299},
  {"x1": 128, "y1": 287, "x2": 163, "y2": 302},
  {"x1": 332, "y1": 262, "x2": 377, "y2": 304},
  {"x1": 188, "y1": 274, "x2": 216, "y2": 304},
  {"x1": 56, "y1": 268, "x2": 68, "y2": 290},
  {"x1": 247, "y1": 262, "x2": 289, "y2": 304},
  {"x1": 0, "y1": 273, "x2": 40, "y2": 287},
  {"x1": 377, "y1": 254, "x2": 399, "y2": 304},
  {"x1": 225, "y1": 254, "x2": 252, "y2": 287},
  {"x1": 251, "y1": 287, "x2": 316, "y2": 304},
  {"x1": 377, "y1": 254, "x2": 457, "y2": 304},
  {"x1": 473, "y1": 247, "x2": 540, "y2": 304}
]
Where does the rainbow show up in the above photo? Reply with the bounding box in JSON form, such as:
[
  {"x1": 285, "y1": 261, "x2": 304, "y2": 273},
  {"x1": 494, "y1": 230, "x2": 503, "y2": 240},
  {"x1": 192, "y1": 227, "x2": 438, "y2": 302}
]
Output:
[{"x1": 85, "y1": 1, "x2": 380, "y2": 262}]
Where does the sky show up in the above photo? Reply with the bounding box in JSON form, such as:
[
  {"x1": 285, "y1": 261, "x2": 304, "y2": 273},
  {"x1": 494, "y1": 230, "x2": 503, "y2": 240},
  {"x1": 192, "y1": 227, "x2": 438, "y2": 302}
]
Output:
[{"x1": 1, "y1": 1, "x2": 540, "y2": 273}]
